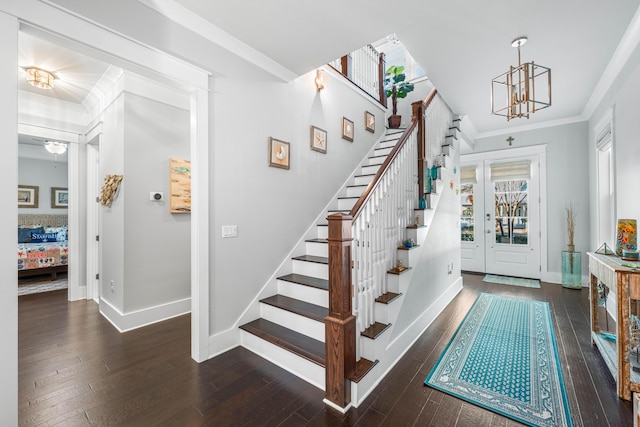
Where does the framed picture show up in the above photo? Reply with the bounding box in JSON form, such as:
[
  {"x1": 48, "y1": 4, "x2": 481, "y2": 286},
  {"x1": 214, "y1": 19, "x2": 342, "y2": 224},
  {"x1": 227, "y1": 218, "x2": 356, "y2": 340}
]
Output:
[
  {"x1": 18, "y1": 185, "x2": 39, "y2": 208},
  {"x1": 51, "y1": 187, "x2": 69, "y2": 208},
  {"x1": 310, "y1": 125, "x2": 327, "y2": 154},
  {"x1": 268, "y1": 137, "x2": 290, "y2": 169},
  {"x1": 365, "y1": 111, "x2": 375, "y2": 133},
  {"x1": 169, "y1": 158, "x2": 191, "y2": 214},
  {"x1": 342, "y1": 117, "x2": 354, "y2": 142}
]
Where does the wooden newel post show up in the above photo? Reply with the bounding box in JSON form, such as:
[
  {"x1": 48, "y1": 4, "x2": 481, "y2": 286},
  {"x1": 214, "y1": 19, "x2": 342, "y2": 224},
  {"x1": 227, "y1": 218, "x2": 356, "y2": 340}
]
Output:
[
  {"x1": 325, "y1": 213, "x2": 356, "y2": 410},
  {"x1": 413, "y1": 100, "x2": 426, "y2": 195},
  {"x1": 378, "y1": 52, "x2": 387, "y2": 108}
]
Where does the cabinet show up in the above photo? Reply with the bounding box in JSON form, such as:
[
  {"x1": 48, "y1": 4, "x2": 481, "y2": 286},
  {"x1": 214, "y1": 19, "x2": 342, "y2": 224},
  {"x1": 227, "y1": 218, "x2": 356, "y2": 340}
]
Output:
[{"x1": 588, "y1": 252, "x2": 640, "y2": 400}]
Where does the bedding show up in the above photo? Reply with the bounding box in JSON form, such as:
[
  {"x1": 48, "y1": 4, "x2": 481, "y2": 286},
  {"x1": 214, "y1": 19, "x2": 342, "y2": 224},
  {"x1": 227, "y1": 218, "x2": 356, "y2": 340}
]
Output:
[{"x1": 17, "y1": 241, "x2": 68, "y2": 272}]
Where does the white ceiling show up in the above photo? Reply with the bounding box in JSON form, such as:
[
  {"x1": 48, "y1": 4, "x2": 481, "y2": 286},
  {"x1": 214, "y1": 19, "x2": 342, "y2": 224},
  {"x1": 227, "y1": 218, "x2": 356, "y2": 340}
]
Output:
[
  {"x1": 172, "y1": 0, "x2": 640, "y2": 136},
  {"x1": 17, "y1": 0, "x2": 640, "y2": 138}
]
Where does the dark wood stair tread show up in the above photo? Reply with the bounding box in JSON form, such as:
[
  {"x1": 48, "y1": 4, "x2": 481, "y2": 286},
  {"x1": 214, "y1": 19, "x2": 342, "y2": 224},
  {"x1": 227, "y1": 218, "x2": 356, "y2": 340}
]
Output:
[
  {"x1": 354, "y1": 173, "x2": 376, "y2": 179},
  {"x1": 327, "y1": 209, "x2": 351, "y2": 215},
  {"x1": 305, "y1": 238, "x2": 328, "y2": 244},
  {"x1": 361, "y1": 322, "x2": 391, "y2": 339},
  {"x1": 277, "y1": 273, "x2": 328, "y2": 290},
  {"x1": 349, "y1": 358, "x2": 379, "y2": 383},
  {"x1": 292, "y1": 255, "x2": 328, "y2": 264},
  {"x1": 398, "y1": 244, "x2": 420, "y2": 250},
  {"x1": 375, "y1": 292, "x2": 402, "y2": 304},
  {"x1": 240, "y1": 318, "x2": 325, "y2": 367},
  {"x1": 337, "y1": 196, "x2": 360, "y2": 201},
  {"x1": 388, "y1": 266, "x2": 412, "y2": 275},
  {"x1": 260, "y1": 295, "x2": 328, "y2": 323}
]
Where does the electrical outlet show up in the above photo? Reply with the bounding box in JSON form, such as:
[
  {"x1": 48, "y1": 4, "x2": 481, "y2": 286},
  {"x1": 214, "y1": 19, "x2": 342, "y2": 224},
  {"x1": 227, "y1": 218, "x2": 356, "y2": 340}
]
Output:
[{"x1": 110, "y1": 280, "x2": 115, "y2": 292}]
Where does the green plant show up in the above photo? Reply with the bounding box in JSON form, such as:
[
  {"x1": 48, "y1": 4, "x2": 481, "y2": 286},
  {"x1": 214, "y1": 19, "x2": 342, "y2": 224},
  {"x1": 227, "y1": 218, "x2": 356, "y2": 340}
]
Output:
[{"x1": 385, "y1": 65, "x2": 415, "y2": 116}]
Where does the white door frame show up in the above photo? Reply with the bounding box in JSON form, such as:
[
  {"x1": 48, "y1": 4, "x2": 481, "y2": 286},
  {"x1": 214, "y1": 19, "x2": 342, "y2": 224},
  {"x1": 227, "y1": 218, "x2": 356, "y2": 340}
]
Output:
[
  {"x1": 86, "y1": 125, "x2": 102, "y2": 302},
  {"x1": 461, "y1": 145, "x2": 548, "y2": 280},
  {"x1": 7, "y1": 0, "x2": 211, "y2": 362}
]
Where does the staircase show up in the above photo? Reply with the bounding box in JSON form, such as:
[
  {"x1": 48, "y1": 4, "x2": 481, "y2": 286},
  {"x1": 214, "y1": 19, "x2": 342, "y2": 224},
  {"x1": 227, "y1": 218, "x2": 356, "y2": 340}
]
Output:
[{"x1": 239, "y1": 107, "x2": 459, "y2": 406}]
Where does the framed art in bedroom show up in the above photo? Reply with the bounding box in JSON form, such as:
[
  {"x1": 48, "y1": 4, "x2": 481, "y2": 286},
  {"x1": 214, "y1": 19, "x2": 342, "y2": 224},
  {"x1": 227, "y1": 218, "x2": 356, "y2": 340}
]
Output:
[
  {"x1": 18, "y1": 185, "x2": 39, "y2": 208},
  {"x1": 51, "y1": 187, "x2": 68, "y2": 209}
]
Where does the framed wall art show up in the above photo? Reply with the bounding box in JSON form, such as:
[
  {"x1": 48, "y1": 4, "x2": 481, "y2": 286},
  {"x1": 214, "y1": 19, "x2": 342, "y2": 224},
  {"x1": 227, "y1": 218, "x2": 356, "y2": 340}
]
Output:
[
  {"x1": 365, "y1": 111, "x2": 375, "y2": 133},
  {"x1": 18, "y1": 185, "x2": 39, "y2": 209},
  {"x1": 268, "y1": 137, "x2": 290, "y2": 170},
  {"x1": 50, "y1": 187, "x2": 68, "y2": 209},
  {"x1": 169, "y1": 158, "x2": 191, "y2": 213},
  {"x1": 342, "y1": 117, "x2": 354, "y2": 142},
  {"x1": 310, "y1": 125, "x2": 327, "y2": 154}
]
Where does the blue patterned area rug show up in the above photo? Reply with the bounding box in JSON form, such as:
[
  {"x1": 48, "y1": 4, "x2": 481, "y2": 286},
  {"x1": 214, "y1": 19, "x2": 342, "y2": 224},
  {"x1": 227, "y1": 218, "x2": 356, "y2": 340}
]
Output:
[
  {"x1": 483, "y1": 274, "x2": 541, "y2": 289},
  {"x1": 425, "y1": 293, "x2": 572, "y2": 427}
]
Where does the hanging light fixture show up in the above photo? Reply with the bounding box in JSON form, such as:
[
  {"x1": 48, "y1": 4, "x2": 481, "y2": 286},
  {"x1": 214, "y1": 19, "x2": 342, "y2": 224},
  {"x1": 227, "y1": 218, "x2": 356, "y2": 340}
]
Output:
[
  {"x1": 24, "y1": 67, "x2": 56, "y2": 90},
  {"x1": 44, "y1": 140, "x2": 67, "y2": 155},
  {"x1": 491, "y1": 37, "x2": 551, "y2": 121}
]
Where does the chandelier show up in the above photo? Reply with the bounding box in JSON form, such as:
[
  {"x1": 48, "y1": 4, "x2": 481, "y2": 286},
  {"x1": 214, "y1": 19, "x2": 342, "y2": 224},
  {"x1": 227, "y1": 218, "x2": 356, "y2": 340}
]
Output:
[
  {"x1": 24, "y1": 67, "x2": 56, "y2": 90},
  {"x1": 491, "y1": 37, "x2": 551, "y2": 121}
]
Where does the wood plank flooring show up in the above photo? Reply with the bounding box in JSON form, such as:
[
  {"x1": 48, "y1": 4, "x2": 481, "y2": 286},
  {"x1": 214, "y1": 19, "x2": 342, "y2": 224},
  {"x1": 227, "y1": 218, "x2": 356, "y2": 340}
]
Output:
[{"x1": 19, "y1": 273, "x2": 633, "y2": 426}]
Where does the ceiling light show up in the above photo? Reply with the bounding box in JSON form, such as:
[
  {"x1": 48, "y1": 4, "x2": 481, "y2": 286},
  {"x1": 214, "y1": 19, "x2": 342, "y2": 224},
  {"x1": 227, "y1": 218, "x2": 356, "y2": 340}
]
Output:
[
  {"x1": 44, "y1": 141, "x2": 67, "y2": 155},
  {"x1": 24, "y1": 67, "x2": 56, "y2": 90},
  {"x1": 491, "y1": 37, "x2": 551, "y2": 121}
]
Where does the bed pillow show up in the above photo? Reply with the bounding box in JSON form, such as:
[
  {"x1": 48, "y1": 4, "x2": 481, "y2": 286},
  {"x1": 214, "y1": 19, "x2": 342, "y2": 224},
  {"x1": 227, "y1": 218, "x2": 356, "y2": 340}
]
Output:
[
  {"x1": 44, "y1": 226, "x2": 67, "y2": 241},
  {"x1": 30, "y1": 232, "x2": 59, "y2": 243},
  {"x1": 18, "y1": 226, "x2": 44, "y2": 243}
]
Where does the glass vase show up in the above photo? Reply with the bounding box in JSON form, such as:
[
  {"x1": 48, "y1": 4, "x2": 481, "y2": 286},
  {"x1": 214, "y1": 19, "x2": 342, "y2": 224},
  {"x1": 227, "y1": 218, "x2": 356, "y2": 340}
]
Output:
[{"x1": 562, "y1": 251, "x2": 582, "y2": 289}]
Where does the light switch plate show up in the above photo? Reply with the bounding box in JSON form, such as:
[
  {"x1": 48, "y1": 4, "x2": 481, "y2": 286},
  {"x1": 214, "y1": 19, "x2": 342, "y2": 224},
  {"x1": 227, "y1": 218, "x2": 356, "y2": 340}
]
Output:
[{"x1": 222, "y1": 225, "x2": 238, "y2": 238}]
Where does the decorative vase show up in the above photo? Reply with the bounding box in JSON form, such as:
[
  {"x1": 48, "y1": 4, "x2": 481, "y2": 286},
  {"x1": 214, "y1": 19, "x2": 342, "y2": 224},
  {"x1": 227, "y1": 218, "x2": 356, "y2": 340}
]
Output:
[
  {"x1": 418, "y1": 195, "x2": 426, "y2": 210},
  {"x1": 616, "y1": 219, "x2": 637, "y2": 256},
  {"x1": 561, "y1": 250, "x2": 581, "y2": 289},
  {"x1": 388, "y1": 115, "x2": 401, "y2": 128}
]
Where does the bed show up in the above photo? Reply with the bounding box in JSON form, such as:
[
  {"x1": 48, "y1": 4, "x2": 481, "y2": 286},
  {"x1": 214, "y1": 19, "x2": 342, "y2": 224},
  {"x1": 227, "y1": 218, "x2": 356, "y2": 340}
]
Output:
[{"x1": 18, "y1": 214, "x2": 68, "y2": 281}]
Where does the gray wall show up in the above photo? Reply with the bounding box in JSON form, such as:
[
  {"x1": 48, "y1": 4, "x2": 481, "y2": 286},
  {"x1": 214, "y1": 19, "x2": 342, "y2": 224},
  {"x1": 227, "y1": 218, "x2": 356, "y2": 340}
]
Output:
[
  {"x1": 465, "y1": 121, "x2": 590, "y2": 279},
  {"x1": 18, "y1": 157, "x2": 68, "y2": 214},
  {"x1": 210, "y1": 69, "x2": 386, "y2": 333},
  {"x1": 100, "y1": 89, "x2": 191, "y2": 315}
]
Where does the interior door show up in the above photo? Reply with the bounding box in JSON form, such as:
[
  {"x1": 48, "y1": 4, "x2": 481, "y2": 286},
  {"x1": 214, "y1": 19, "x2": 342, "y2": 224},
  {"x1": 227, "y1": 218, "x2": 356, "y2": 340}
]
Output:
[{"x1": 484, "y1": 158, "x2": 540, "y2": 279}]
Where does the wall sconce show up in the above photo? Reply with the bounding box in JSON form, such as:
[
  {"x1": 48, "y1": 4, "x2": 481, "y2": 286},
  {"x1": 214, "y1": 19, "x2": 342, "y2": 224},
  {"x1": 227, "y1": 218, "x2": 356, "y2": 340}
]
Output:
[{"x1": 315, "y1": 69, "x2": 325, "y2": 91}]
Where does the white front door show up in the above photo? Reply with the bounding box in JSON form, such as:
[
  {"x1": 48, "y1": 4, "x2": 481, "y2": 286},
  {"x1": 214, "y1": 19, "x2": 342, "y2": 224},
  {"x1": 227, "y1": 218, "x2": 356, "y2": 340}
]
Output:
[
  {"x1": 461, "y1": 148, "x2": 544, "y2": 280},
  {"x1": 484, "y1": 157, "x2": 540, "y2": 279}
]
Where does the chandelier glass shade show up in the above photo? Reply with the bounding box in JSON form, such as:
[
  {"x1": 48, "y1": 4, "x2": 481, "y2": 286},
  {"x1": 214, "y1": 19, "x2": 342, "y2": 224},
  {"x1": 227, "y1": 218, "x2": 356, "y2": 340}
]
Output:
[
  {"x1": 44, "y1": 141, "x2": 67, "y2": 155},
  {"x1": 491, "y1": 37, "x2": 551, "y2": 121},
  {"x1": 24, "y1": 67, "x2": 56, "y2": 90}
]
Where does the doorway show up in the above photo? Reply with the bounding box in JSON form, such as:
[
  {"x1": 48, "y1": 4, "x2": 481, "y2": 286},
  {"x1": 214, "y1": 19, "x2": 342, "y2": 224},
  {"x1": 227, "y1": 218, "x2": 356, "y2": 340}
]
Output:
[{"x1": 461, "y1": 146, "x2": 546, "y2": 279}]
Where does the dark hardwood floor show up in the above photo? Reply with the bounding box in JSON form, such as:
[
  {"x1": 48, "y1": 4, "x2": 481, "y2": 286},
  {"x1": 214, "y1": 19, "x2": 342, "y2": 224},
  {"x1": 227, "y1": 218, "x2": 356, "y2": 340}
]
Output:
[{"x1": 19, "y1": 274, "x2": 632, "y2": 426}]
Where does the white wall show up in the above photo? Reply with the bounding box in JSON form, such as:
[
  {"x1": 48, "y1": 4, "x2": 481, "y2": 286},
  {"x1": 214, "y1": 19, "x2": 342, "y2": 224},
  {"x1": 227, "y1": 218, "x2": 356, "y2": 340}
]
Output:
[
  {"x1": 18, "y1": 157, "x2": 68, "y2": 215},
  {"x1": 99, "y1": 84, "x2": 191, "y2": 326},
  {"x1": 465, "y1": 122, "x2": 590, "y2": 280},
  {"x1": 589, "y1": 43, "x2": 640, "y2": 253},
  {"x1": 210, "y1": 68, "x2": 386, "y2": 334},
  {"x1": 0, "y1": 11, "x2": 18, "y2": 426}
]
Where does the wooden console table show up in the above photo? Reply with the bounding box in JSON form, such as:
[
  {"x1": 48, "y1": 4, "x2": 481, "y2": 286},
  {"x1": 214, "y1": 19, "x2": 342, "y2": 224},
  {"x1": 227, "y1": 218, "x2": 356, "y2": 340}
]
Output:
[{"x1": 588, "y1": 252, "x2": 640, "y2": 401}]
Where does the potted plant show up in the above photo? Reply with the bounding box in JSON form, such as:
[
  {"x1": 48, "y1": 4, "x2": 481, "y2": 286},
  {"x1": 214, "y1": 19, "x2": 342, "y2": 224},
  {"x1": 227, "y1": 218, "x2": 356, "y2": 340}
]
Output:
[{"x1": 385, "y1": 65, "x2": 415, "y2": 128}]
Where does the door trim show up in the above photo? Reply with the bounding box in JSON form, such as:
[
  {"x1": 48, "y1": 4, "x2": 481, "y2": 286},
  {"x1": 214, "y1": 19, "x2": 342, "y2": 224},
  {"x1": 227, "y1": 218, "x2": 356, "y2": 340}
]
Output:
[{"x1": 461, "y1": 145, "x2": 548, "y2": 280}]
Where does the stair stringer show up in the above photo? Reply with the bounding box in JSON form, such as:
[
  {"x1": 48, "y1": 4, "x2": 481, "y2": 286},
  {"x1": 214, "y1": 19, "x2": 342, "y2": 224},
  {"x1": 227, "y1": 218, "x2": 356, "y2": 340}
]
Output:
[
  {"x1": 349, "y1": 135, "x2": 463, "y2": 407},
  {"x1": 210, "y1": 130, "x2": 392, "y2": 357}
]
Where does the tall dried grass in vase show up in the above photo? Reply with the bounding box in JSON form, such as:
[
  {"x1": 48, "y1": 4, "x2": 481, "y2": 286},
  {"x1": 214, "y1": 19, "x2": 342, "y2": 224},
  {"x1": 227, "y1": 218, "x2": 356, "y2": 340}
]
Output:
[{"x1": 566, "y1": 203, "x2": 575, "y2": 252}]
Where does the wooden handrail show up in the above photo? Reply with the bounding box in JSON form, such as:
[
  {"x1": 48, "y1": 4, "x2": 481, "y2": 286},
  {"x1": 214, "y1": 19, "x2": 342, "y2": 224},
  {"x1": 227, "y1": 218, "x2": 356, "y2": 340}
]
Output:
[{"x1": 350, "y1": 88, "x2": 438, "y2": 221}]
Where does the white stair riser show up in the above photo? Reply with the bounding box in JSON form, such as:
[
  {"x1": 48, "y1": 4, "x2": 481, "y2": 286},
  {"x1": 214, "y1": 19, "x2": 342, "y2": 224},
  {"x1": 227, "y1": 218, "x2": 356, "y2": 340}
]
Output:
[
  {"x1": 317, "y1": 225, "x2": 328, "y2": 239},
  {"x1": 397, "y1": 248, "x2": 420, "y2": 268},
  {"x1": 360, "y1": 164, "x2": 380, "y2": 175},
  {"x1": 338, "y1": 198, "x2": 358, "y2": 211},
  {"x1": 293, "y1": 260, "x2": 328, "y2": 280},
  {"x1": 375, "y1": 296, "x2": 404, "y2": 324},
  {"x1": 413, "y1": 209, "x2": 434, "y2": 227},
  {"x1": 359, "y1": 326, "x2": 391, "y2": 361},
  {"x1": 277, "y1": 280, "x2": 328, "y2": 308},
  {"x1": 442, "y1": 145, "x2": 453, "y2": 156},
  {"x1": 368, "y1": 156, "x2": 385, "y2": 166},
  {"x1": 374, "y1": 147, "x2": 393, "y2": 157},
  {"x1": 305, "y1": 241, "x2": 328, "y2": 257},
  {"x1": 346, "y1": 186, "x2": 366, "y2": 198},
  {"x1": 259, "y1": 303, "x2": 325, "y2": 342},
  {"x1": 354, "y1": 175, "x2": 374, "y2": 186},
  {"x1": 407, "y1": 227, "x2": 429, "y2": 244},
  {"x1": 241, "y1": 331, "x2": 325, "y2": 390}
]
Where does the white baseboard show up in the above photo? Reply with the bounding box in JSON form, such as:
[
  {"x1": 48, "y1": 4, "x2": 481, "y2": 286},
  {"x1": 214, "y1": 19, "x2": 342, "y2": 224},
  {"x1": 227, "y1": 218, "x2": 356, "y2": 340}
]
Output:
[
  {"x1": 208, "y1": 328, "x2": 240, "y2": 358},
  {"x1": 68, "y1": 284, "x2": 87, "y2": 301},
  {"x1": 99, "y1": 296, "x2": 190, "y2": 332}
]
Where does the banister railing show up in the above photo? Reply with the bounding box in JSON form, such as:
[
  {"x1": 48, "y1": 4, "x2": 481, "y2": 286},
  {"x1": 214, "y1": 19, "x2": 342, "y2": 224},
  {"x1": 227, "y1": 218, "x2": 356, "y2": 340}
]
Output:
[
  {"x1": 329, "y1": 45, "x2": 387, "y2": 107},
  {"x1": 326, "y1": 89, "x2": 455, "y2": 410}
]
